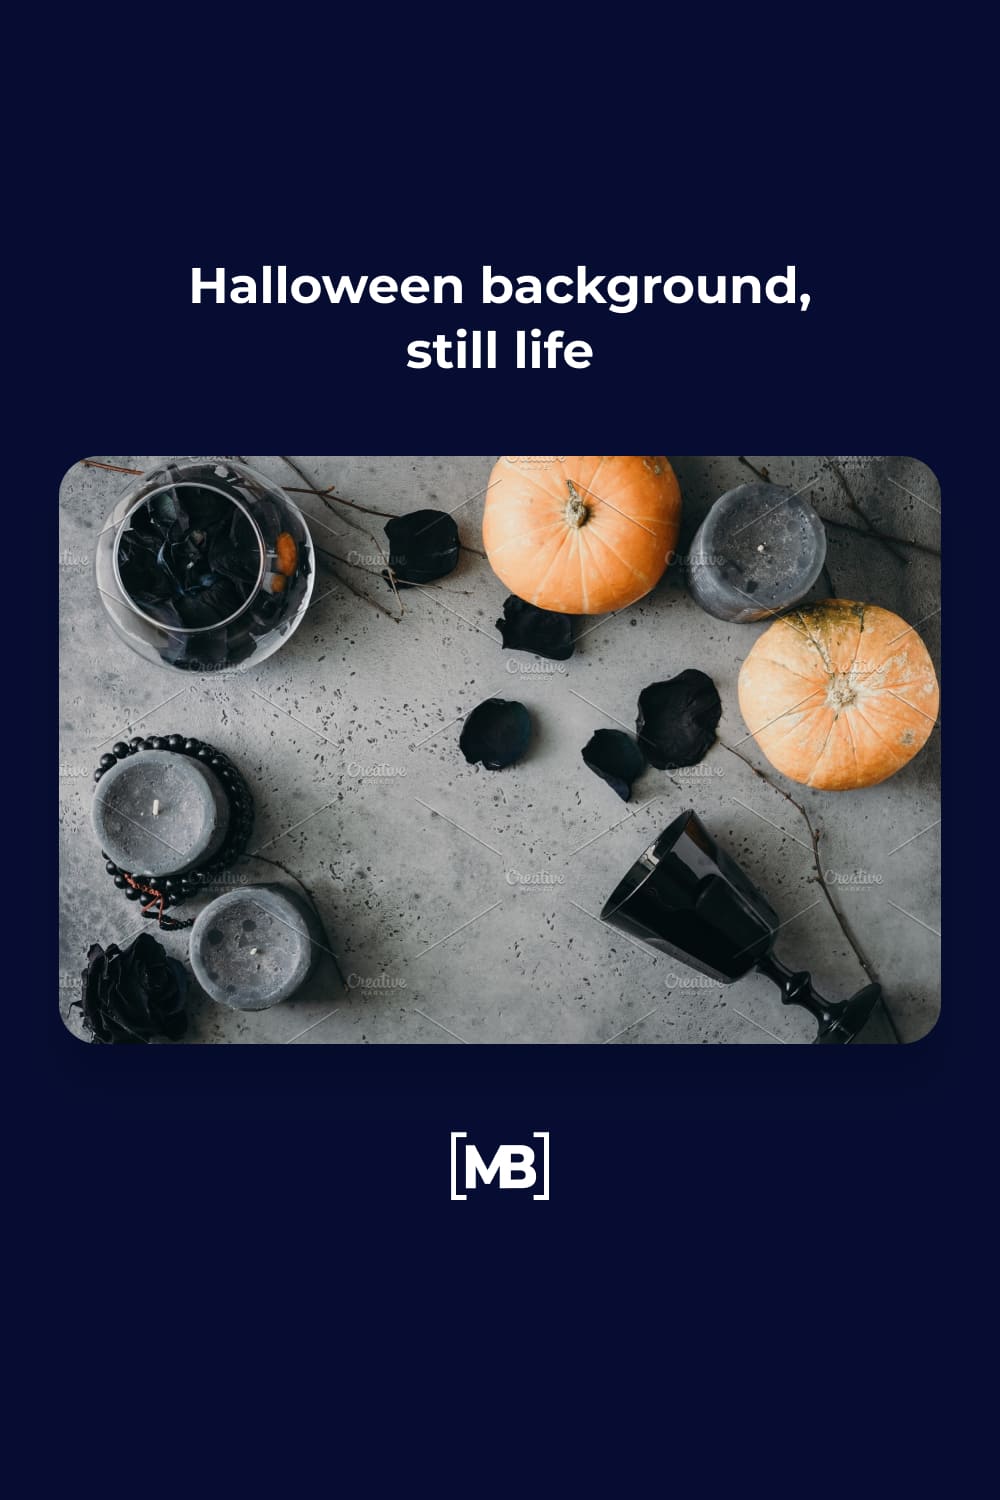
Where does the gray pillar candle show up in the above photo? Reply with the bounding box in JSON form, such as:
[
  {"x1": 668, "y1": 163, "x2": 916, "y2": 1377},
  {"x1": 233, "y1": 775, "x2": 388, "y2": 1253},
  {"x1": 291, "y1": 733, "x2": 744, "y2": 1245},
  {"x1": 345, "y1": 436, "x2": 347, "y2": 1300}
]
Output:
[
  {"x1": 190, "y1": 885, "x2": 324, "y2": 1009},
  {"x1": 687, "y1": 482, "x2": 827, "y2": 623},
  {"x1": 92, "y1": 749, "x2": 230, "y2": 877}
]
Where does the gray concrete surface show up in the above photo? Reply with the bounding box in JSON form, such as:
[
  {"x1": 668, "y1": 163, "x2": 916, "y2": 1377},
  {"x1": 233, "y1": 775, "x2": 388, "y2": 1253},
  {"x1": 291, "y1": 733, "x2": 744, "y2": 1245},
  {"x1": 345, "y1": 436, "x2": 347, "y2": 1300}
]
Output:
[{"x1": 59, "y1": 456, "x2": 941, "y2": 1044}]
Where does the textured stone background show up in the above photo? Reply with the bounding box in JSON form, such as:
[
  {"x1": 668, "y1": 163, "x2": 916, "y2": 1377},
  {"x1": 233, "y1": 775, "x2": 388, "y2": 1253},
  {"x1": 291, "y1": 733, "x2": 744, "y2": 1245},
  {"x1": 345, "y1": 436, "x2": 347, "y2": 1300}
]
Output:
[{"x1": 59, "y1": 456, "x2": 941, "y2": 1044}]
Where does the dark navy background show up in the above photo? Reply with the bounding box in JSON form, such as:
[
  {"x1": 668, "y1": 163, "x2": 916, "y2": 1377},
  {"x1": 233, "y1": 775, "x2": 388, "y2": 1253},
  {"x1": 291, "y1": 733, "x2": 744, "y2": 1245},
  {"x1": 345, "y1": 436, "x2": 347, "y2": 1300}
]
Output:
[{"x1": 24, "y1": 10, "x2": 983, "y2": 1484}]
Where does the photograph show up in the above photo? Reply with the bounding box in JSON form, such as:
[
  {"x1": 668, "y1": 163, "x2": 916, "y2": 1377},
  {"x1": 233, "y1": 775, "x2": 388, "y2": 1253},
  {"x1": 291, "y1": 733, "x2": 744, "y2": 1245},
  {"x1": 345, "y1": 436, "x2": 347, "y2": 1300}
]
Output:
[{"x1": 59, "y1": 455, "x2": 941, "y2": 1046}]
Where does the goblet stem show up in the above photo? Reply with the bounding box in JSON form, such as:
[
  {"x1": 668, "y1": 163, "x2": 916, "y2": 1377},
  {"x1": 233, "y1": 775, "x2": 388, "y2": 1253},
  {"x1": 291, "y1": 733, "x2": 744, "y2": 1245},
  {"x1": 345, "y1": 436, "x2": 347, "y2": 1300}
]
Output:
[{"x1": 756, "y1": 952, "x2": 882, "y2": 1044}]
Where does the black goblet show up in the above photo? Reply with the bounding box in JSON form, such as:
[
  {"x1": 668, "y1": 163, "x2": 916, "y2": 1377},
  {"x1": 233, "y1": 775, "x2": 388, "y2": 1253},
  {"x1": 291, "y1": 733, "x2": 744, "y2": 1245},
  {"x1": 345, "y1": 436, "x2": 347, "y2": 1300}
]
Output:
[{"x1": 601, "y1": 809, "x2": 883, "y2": 1044}]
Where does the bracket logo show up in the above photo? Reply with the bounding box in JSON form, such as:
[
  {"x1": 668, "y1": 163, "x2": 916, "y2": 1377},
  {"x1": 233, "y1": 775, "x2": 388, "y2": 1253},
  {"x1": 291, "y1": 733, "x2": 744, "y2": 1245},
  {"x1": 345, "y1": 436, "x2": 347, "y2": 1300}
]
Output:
[{"x1": 450, "y1": 1132, "x2": 550, "y2": 1200}]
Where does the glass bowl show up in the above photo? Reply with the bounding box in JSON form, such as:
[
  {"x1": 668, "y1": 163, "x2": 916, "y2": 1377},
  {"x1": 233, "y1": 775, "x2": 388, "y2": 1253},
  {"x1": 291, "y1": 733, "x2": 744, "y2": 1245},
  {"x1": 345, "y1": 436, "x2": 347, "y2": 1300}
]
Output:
[{"x1": 95, "y1": 459, "x2": 314, "y2": 674}]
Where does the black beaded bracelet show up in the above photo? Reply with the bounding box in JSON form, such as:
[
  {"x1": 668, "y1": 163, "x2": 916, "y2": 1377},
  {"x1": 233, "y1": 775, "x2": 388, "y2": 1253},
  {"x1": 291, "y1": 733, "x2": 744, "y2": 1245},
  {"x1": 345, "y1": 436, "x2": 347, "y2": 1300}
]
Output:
[{"x1": 94, "y1": 734, "x2": 254, "y2": 929}]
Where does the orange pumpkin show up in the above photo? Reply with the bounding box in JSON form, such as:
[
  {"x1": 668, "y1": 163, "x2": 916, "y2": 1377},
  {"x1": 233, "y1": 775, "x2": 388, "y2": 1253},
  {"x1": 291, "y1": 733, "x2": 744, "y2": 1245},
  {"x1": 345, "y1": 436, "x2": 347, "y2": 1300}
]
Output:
[
  {"x1": 737, "y1": 600, "x2": 939, "y2": 790},
  {"x1": 482, "y1": 456, "x2": 681, "y2": 614}
]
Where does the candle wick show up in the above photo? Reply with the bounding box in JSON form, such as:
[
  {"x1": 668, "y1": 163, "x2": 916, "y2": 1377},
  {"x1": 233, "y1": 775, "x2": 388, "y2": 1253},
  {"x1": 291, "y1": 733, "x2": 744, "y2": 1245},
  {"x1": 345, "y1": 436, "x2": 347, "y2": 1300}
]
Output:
[
  {"x1": 152, "y1": 799, "x2": 161, "y2": 816},
  {"x1": 250, "y1": 947, "x2": 259, "y2": 955}
]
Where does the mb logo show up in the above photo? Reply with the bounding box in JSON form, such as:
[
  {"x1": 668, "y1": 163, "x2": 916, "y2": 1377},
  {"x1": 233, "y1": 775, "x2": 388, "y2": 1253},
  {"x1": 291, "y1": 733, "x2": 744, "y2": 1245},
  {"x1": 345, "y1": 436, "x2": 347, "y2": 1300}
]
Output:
[{"x1": 450, "y1": 1132, "x2": 550, "y2": 1201}]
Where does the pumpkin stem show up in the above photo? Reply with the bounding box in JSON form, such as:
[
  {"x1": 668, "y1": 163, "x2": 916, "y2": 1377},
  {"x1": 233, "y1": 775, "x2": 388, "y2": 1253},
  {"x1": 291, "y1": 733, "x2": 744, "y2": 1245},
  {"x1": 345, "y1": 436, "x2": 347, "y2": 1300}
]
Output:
[
  {"x1": 827, "y1": 673, "x2": 859, "y2": 711},
  {"x1": 564, "y1": 480, "x2": 589, "y2": 528}
]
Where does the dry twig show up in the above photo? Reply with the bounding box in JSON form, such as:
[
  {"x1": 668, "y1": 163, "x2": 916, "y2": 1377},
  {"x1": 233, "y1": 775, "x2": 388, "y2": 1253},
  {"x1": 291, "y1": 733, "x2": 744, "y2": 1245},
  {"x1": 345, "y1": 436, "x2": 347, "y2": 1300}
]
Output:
[
  {"x1": 720, "y1": 741, "x2": 900, "y2": 1039},
  {"x1": 280, "y1": 456, "x2": 406, "y2": 615},
  {"x1": 737, "y1": 455, "x2": 938, "y2": 560},
  {"x1": 82, "y1": 460, "x2": 144, "y2": 475},
  {"x1": 824, "y1": 457, "x2": 909, "y2": 564}
]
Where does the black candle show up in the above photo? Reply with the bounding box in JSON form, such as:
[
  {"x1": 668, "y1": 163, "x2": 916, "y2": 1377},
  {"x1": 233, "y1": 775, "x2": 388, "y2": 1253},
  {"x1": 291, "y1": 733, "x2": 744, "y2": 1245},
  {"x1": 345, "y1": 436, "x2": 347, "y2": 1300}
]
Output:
[
  {"x1": 687, "y1": 482, "x2": 827, "y2": 622},
  {"x1": 91, "y1": 736, "x2": 254, "y2": 924},
  {"x1": 92, "y1": 749, "x2": 229, "y2": 877},
  {"x1": 190, "y1": 885, "x2": 325, "y2": 1009}
]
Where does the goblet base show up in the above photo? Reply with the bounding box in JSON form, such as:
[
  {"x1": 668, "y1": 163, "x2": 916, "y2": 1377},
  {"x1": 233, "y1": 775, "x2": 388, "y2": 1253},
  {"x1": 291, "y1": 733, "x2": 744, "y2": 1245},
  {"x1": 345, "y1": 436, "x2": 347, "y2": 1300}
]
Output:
[
  {"x1": 812, "y1": 983, "x2": 883, "y2": 1045},
  {"x1": 756, "y1": 953, "x2": 884, "y2": 1044}
]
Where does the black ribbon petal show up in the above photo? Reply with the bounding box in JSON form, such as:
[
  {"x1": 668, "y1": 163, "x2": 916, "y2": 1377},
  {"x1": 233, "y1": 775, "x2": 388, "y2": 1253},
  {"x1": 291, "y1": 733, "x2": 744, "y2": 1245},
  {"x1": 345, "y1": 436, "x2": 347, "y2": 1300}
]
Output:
[
  {"x1": 582, "y1": 729, "x2": 646, "y2": 800},
  {"x1": 636, "y1": 669, "x2": 722, "y2": 769},
  {"x1": 495, "y1": 596, "x2": 575, "y2": 660},
  {"x1": 459, "y1": 699, "x2": 532, "y2": 770}
]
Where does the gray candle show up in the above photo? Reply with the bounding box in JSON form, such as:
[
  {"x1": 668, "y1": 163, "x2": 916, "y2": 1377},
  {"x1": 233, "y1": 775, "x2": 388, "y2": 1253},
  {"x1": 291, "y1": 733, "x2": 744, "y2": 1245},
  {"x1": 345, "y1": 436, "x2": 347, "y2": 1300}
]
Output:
[
  {"x1": 190, "y1": 885, "x2": 324, "y2": 1009},
  {"x1": 687, "y1": 482, "x2": 827, "y2": 623},
  {"x1": 92, "y1": 749, "x2": 230, "y2": 876}
]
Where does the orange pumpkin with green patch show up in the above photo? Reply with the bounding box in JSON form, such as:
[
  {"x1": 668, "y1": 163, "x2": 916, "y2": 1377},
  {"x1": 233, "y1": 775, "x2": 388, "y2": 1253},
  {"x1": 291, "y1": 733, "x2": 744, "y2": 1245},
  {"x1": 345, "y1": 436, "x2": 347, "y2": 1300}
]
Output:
[{"x1": 737, "y1": 600, "x2": 939, "y2": 789}]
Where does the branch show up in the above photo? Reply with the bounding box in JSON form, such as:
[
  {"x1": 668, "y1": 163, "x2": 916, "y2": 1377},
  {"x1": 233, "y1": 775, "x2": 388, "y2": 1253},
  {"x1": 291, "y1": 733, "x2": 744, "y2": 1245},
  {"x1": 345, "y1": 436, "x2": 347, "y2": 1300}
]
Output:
[
  {"x1": 736, "y1": 456, "x2": 771, "y2": 483},
  {"x1": 82, "y1": 460, "x2": 144, "y2": 475},
  {"x1": 280, "y1": 456, "x2": 405, "y2": 613},
  {"x1": 824, "y1": 457, "x2": 909, "y2": 565},
  {"x1": 282, "y1": 483, "x2": 395, "y2": 519},
  {"x1": 314, "y1": 548, "x2": 400, "y2": 621},
  {"x1": 720, "y1": 741, "x2": 901, "y2": 1040},
  {"x1": 281, "y1": 480, "x2": 486, "y2": 559},
  {"x1": 822, "y1": 515, "x2": 940, "y2": 558},
  {"x1": 738, "y1": 455, "x2": 935, "y2": 560}
]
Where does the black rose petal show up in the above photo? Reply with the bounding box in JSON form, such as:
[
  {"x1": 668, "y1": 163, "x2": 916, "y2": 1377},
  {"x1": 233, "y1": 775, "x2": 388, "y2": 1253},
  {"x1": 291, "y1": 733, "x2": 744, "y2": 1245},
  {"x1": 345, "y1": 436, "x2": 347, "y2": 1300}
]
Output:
[
  {"x1": 209, "y1": 509, "x2": 263, "y2": 584},
  {"x1": 150, "y1": 488, "x2": 184, "y2": 533},
  {"x1": 250, "y1": 592, "x2": 285, "y2": 627},
  {"x1": 117, "y1": 536, "x2": 173, "y2": 603},
  {"x1": 159, "y1": 535, "x2": 201, "y2": 589},
  {"x1": 384, "y1": 509, "x2": 460, "y2": 587},
  {"x1": 141, "y1": 600, "x2": 188, "y2": 634},
  {"x1": 79, "y1": 933, "x2": 188, "y2": 1045},
  {"x1": 221, "y1": 626, "x2": 259, "y2": 668},
  {"x1": 130, "y1": 505, "x2": 171, "y2": 543},
  {"x1": 166, "y1": 624, "x2": 232, "y2": 669},
  {"x1": 173, "y1": 575, "x2": 243, "y2": 629},
  {"x1": 495, "y1": 596, "x2": 575, "y2": 660},
  {"x1": 637, "y1": 669, "x2": 722, "y2": 769},
  {"x1": 176, "y1": 485, "x2": 229, "y2": 529},
  {"x1": 246, "y1": 493, "x2": 283, "y2": 545},
  {"x1": 459, "y1": 698, "x2": 532, "y2": 770},
  {"x1": 119, "y1": 488, "x2": 260, "y2": 630},
  {"x1": 581, "y1": 729, "x2": 646, "y2": 801}
]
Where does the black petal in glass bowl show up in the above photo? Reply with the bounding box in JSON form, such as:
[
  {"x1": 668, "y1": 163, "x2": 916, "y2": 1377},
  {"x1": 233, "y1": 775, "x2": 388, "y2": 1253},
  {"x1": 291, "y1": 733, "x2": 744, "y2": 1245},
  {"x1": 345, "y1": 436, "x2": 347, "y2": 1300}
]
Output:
[
  {"x1": 116, "y1": 533, "x2": 172, "y2": 604},
  {"x1": 172, "y1": 575, "x2": 245, "y2": 629},
  {"x1": 384, "y1": 509, "x2": 460, "y2": 587},
  {"x1": 636, "y1": 669, "x2": 722, "y2": 769},
  {"x1": 117, "y1": 487, "x2": 261, "y2": 624},
  {"x1": 582, "y1": 729, "x2": 646, "y2": 801},
  {"x1": 175, "y1": 484, "x2": 230, "y2": 529},
  {"x1": 459, "y1": 699, "x2": 532, "y2": 770},
  {"x1": 495, "y1": 595, "x2": 575, "y2": 660},
  {"x1": 149, "y1": 488, "x2": 184, "y2": 533}
]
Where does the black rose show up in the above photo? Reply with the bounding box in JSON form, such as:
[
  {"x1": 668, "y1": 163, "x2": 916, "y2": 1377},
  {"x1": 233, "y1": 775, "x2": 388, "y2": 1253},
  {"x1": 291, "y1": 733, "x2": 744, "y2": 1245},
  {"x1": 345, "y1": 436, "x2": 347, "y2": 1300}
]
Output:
[{"x1": 79, "y1": 933, "x2": 188, "y2": 1044}]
